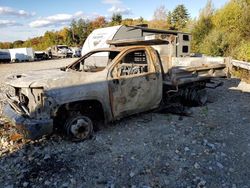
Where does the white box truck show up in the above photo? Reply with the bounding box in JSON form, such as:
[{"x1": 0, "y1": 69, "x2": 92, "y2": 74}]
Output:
[{"x1": 9, "y1": 48, "x2": 34, "y2": 62}]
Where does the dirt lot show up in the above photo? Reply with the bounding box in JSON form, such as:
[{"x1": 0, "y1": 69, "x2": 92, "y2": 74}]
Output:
[{"x1": 0, "y1": 59, "x2": 250, "y2": 188}]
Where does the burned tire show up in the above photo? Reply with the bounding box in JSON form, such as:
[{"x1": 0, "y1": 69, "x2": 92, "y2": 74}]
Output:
[
  {"x1": 64, "y1": 115, "x2": 93, "y2": 141},
  {"x1": 180, "y1": 88, "x2": 207, "y2": 106}
]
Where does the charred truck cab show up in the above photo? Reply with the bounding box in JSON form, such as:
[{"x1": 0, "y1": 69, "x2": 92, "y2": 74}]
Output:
[{"x1": 3, "y1": 34, "x2": 226, "y2": 140}]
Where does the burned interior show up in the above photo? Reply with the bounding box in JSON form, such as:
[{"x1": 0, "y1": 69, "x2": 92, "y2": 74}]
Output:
[{"x1": 113, "y1": 50, "x2": 148, "y2": 77}]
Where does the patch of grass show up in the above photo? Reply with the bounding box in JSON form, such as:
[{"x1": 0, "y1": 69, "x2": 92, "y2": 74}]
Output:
[{"x1": 201, "y1": 106, "x2": 209, "y2": 117}]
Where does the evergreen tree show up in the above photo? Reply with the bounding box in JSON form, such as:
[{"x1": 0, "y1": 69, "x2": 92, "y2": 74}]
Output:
[
  {"x1": 171, "y1": 4, "x2": 189, "y2": 30},
  {"x1": 167, "y1": 11, "x2": 172, "y2": 25},
  {"x1": 110, "y1": 13, "x2": 122, "y2": 25}
]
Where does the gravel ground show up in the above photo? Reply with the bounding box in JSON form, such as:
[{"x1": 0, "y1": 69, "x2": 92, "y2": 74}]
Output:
[{"x1": 0, "y1": 59, "x2": 250, "y2": 188}]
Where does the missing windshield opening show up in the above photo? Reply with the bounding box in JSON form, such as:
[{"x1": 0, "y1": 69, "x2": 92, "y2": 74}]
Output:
[{"x1": 68, "y1": 51, "x2": 120, "y2": 72}]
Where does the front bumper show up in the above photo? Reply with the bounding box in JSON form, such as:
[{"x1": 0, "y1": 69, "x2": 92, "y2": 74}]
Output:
[{"x1": 3, "y1": 104, "x2": 53, "y2": 140}]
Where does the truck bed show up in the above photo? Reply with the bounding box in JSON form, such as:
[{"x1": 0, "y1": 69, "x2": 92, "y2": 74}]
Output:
[{"x1": 162, "y1": 59, "x2": 226, "y2": 86}]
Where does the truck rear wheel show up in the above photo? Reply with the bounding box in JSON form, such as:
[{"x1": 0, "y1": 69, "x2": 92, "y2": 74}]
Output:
[
  {"x1": 181, "y1": 88, "x2": 207, "y2": 106},
  {"x1": 64, "y1": 115, "x2": 93, "y2": 141}
]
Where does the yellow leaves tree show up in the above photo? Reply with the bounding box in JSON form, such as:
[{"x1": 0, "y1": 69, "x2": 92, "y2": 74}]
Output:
[
  {"x1": 192, "y1": 0, "x2": 250, "y2": 60},
  {"x1": 58, "y1": 28, "x2": 70, "y2": 42}
]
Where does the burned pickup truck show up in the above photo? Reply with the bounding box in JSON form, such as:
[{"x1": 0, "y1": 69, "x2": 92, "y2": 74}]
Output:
[{"x1": 3, "y1": 34, "x2": 225, "y2": 140}]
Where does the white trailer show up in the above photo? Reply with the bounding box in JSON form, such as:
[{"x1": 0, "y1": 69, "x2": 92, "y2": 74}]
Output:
[
  {"x1": 82, "y1": 25, "x2": 191, "y2": 57},
  {"x1": 81, "y1": 25, "x2": 121, "y2": 56},
  {"x1": 9, "y1": 48, "x2": 34, "y2": 62}
]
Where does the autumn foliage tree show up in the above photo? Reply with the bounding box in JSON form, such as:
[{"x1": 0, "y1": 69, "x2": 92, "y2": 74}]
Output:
[
  {"x1": 191, "y1": 0, "x2": 250, "y2": 61},
  {"x1": 191, "y1": 0, "x2": 214, "y2": 52},
  {"x1": 91, "y1": 16, "x2": 107, "y2": 29}
]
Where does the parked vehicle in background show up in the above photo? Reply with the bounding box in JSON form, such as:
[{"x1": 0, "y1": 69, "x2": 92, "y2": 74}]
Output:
[
  {"x1": 70, "y1": 47, "x2": 82, "y2": 57},
  {"x1": 0, "y1": 49, "x2": 11, "y2": 63},
  {"x1": 8, "y1": 48, "x2": 34, "y2": 63},
  {"x1": 34, "y1": 51, "x2": 49, "y2": 61},
  {"x1": 46, "y1": 45, "x2": 73, "y2": 58}
]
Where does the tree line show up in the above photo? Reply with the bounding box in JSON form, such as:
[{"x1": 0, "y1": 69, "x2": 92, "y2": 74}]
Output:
[{"x1": 0, "y1": 0, "x2": 249, "y2": 61}]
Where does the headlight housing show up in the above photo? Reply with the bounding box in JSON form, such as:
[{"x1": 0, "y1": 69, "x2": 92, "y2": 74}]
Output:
[{"x1": 7, "y1": 87, "x2": 46, "y2": 118}]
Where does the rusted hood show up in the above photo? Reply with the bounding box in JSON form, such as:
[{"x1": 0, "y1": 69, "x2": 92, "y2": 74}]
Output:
[{"x1": 5, "y1": 68, "x2": 102, "y2": 89}]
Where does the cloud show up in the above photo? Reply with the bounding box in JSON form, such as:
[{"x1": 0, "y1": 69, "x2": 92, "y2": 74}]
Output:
[
  {"x1": 108, "y1": 5, "x2": 132, "y2": 15},
  {"x1": 102, "y1": 0, "x2": 132, "y2": 16},
  {"x1": 102, "y1": 0, "x2": 122, "y2": 4},
  {"x1": 0, "y1": 20, "x2": 21, "y2": 27},
  {"x1": 29, "y1": 11, "x2": 85, "y2": 28},
  {"x1": 0, "y1": 6, "x2": 35, "y2": 17}
]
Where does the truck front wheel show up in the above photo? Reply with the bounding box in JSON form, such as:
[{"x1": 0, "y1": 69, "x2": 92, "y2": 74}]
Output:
[{"x1": 64, "y1": 115, "x2": 93, "y2": 141}]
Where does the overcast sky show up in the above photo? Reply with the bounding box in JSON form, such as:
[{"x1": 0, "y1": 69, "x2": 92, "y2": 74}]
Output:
[{"x1": 0, "y1": 0, "x2": 228, "y2": 42}]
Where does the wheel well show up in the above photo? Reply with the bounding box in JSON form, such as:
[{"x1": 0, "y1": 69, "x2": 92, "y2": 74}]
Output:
[{"x1": 54, "y1": 100, "x2": 105, "y2": 128}]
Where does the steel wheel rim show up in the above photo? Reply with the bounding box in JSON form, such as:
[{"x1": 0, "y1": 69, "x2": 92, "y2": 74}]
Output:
[{"x1": 69, "y1": 116, "x2": 92, "y2": 140}]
